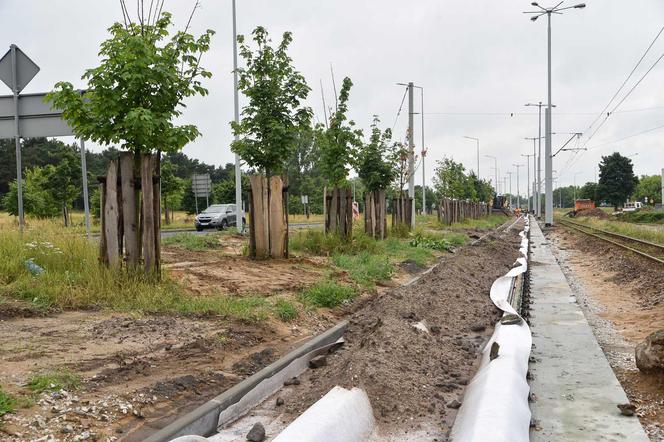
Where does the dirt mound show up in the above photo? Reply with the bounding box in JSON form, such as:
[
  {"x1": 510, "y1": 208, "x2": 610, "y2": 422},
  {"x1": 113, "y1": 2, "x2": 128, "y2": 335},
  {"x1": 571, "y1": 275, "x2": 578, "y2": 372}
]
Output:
[
  {"x1": 284, "y1": 227, "x2": 522, "y2": 436},
  {"x1": 575, "y1": 208, "x2": 609, "y2": 219}
]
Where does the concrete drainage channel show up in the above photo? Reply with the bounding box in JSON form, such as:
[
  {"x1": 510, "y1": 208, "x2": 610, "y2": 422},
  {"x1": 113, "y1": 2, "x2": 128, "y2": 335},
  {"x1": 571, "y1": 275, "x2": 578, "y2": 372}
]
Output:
[{"x1": 146, "y1": 217, "x2": 532, "y2": 442}]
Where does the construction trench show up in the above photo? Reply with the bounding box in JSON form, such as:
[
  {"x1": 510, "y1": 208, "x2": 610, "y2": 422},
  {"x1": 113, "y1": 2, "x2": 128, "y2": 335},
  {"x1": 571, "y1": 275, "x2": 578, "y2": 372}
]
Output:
[{"x1": 141, "y1": 216, "x2": 649, "y2": 442}]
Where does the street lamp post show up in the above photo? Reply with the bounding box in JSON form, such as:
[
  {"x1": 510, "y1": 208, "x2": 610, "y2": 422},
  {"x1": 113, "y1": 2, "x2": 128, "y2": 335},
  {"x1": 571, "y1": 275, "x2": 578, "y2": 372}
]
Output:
[
  {"x1": 507, "y1": 171, "x2": 513, "y2": 208},
  {"x1": 513, "y1": 164, "x2": 524, "y2": 209},
  {"x1": 521, "y1": 154, "x2": 534, "y2": 212},
  {"x1": 525, "y1": 1, "x2": 586, "y2": 226},
  {"x1": 485, "y1": 155, "x2": 498, "y2": 194},
  {"x1": 464, "y1": 136, "x2": 480, "y2": 178}
]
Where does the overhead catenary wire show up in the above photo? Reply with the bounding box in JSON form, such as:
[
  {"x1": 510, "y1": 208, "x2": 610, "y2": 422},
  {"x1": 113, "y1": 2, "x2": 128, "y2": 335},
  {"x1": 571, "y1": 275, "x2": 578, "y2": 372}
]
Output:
[{"x1": 391, "y1": 86, "x2": 409, "y2": 132}]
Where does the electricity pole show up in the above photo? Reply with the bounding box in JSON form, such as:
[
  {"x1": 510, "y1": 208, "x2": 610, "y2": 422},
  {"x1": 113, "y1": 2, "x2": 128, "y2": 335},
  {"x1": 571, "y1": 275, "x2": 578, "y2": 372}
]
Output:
[
  {"x1": 408, "y1": 82, "x2": 415, "y2": 226},
  {"x1": 485, "y1": 155, "x2": 498, "y2": 194},
  {"x1": 507, "y1": 171, "x2": 513, "y2": 207},
  {"x1": 521, "y1": 154, "x2": 533, "y2": 212},
  {"x1": 513, "y1": 164, "x2": 524, "y2": 209},
  {"x1": 232, "y1": 0, "x2": 243, "y2": 232},
  {"x1": 525, "y1": 1, "x2": 586, "y2": 225}
]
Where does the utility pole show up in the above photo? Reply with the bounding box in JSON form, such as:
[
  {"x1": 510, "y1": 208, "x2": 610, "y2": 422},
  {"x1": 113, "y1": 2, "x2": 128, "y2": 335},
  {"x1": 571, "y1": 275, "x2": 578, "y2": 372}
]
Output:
[
  {"x1": 507, "y1": 171, "x2": 513, "y2": 208},
  {"x1": 232, "y1": 0, "x2": 243, "y2": 232},
  {"x1": 525, "y1": 104, "x2": 552, "y2": 218},
  {"x1": 661, "y1": 168, "x2": 664, "y2": 207},
  {"x1": 524, "y1": 136, "x2": 539, "y2": 213},
  {"x1": 514, "y1": 164, "x2": 524, "y2": 209},
  {"x1": 525, "y1": 1, "x2": 586, "y2": 225},
  {"x1": 408, "y1": 82, "x2": 415, "y2": 227},
  {"x1": 521, "y1": 154, "x2": 533, "y2": 212}
]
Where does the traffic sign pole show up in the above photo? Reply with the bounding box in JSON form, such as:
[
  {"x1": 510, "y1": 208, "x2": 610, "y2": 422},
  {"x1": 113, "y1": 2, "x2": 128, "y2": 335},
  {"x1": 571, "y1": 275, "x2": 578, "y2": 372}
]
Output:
[
  {"x1": 79, "y1": 138, "x2": 91, "y2": 239},
  {"x1": 11, "y1": 45, "x2": 24, "y2": 232}
]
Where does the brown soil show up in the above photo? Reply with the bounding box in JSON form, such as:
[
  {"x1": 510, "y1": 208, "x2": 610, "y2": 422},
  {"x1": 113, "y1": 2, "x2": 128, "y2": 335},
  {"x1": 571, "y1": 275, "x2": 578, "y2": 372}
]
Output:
[
  {"x1": 284, "y1": 226, "x2": 522, "y2": 438},
  {"x1": 550, "y1": 227, "x2": 664, "y2": 439},
  {"x1": 574, "y1": 208, "x2": 610, "y2": 219}
]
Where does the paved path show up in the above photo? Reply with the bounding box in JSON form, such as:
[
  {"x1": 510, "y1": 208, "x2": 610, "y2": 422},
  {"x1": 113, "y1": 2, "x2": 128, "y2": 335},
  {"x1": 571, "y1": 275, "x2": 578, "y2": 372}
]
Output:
[{"x1": 529, "y1": 219, "x2": 649, "y2": 442}]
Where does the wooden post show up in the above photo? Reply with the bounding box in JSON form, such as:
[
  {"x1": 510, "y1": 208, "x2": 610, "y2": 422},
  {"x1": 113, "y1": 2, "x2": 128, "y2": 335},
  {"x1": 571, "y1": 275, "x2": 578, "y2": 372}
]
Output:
[
  {"x1": 153, "y1": 153, "x2": 162, "y2": 277},
  {"x1": 269, "y1": 176, "x2": 286, "y2": 258},
  {"x1": 99, "y1": 183, "x2": 107, "y2": 266},
  {"x1": 104, "y1": 161, "x2": 120, "y2": 269},
  {"x1": 141, "y1": 154, "x2": 156, "y2": 274},
  {"x1": 119, "y1": 152, "x2": 138, "y2": 268},
  {"x1": 250, "y1": 175, "x2": 269, "y2": 258}
]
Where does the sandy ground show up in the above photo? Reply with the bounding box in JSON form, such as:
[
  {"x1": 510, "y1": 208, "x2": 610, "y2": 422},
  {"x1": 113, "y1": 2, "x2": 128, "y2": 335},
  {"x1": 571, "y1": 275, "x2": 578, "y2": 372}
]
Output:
[{"x1": 547, "y1": 227, "x2": 664, "y2": 441}]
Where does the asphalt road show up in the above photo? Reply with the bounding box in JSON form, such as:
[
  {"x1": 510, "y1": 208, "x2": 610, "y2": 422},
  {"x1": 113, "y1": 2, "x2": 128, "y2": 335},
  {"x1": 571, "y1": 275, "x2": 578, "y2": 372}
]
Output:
[{"x1": 90, "y1": 222, "x2": 324, "y2": 239}]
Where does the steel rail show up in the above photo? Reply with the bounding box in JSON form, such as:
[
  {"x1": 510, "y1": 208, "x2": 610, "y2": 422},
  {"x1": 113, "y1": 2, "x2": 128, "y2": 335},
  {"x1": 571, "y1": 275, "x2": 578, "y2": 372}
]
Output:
[
  {"x1": 559, "y1": 219, "x2": 664, "y2": 265},
  {"x1": 563, "y1": 218, "x2": 664, "y2": 251}
]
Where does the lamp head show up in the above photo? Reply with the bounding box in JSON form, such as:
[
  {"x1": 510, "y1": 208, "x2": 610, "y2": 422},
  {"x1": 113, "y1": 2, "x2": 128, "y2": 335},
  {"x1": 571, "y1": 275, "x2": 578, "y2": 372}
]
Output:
[
  {"x1": 574, "y1": 3, "x2": 586, "y2": 8},
  {"x1": 531, "y1": 16, "x2": 538, "y2": 21}
]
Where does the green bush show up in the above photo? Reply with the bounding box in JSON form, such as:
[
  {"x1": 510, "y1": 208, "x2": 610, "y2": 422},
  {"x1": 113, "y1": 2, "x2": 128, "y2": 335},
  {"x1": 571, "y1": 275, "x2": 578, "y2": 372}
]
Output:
[{"x1": 300, "y1": 281, "x2": 356, "y2": 308}]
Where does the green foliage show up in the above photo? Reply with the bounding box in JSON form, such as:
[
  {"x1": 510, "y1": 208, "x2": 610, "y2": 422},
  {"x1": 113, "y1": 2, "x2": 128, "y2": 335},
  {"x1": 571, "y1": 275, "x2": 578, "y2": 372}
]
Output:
[
  {"x1": 432, "y1": 157, "x2": 491, "y2": 202},
  {"x1": 579, "y1": 182, "x2": 598, "y2": 201},
  {"x1": 163, "y1": 232, "x2": 222, "y2": 250},
  {"x1": 231, "y1": 27, "x2": 312, "y2": 176},
  {"x1": 390, "y1": 222, "x2": 411, "y2": 238},
  {"x1": 409, "y1": 234, "x2": 455, "y2": 252},
  {"x1": 27, "y1": 369, "x2": 81, "y2": 393},
  {"x1": 161, "y1": 159, "x2": 186, "y2": 214},
  {"x1": 47, "y1": 12, "x2": 214, "y2": 154},
  {"x1": 3, "y1": 167, "x2": 60, "y2": 218},
  {"x1": 332, "y1": 252, "x2": 393, "y2": 288},
  {"x1": 0, "y1": 388, "x2": 15, "y2": 417},
  {"x1": 300, "y1": 281, "x2": 356, "y2": 308},
  {"x1": 632, "y1": 174, "x2": 661, "y2": 204},
  {"x1": 597, "y1": 152, "x2": 638, "y2": 209},
  {"x1": 618, "y1": 211, "x2": 664, "y2": 224},
  {"x1": 317, "y1": 77, "x2": 363, "y2": 186},
  {"x1": 356, "y1": 117, "x2": 398, "y2": 192},
  {"x1": 274, "y1": 298, "x2": 298, "y2": 322}
]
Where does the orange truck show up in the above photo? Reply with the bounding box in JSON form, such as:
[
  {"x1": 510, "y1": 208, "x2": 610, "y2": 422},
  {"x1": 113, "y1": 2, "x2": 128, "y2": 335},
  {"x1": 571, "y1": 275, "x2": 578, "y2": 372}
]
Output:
[{"x1": 574, "y1": 199, "x2": 595, "y2": 211}]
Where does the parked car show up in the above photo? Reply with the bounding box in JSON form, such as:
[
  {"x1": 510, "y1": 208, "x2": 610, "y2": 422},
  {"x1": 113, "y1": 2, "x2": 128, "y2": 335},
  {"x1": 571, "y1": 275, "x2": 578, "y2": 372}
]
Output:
[{"x1": 194, "y1": 204, "x2": 244, "y2": 231}]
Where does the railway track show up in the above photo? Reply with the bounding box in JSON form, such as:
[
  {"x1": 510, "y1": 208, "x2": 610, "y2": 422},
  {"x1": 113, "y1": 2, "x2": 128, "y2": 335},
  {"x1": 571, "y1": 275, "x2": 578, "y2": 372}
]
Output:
[{"x1": 559, "y1": 218, "x2": 664, "y2": 265}]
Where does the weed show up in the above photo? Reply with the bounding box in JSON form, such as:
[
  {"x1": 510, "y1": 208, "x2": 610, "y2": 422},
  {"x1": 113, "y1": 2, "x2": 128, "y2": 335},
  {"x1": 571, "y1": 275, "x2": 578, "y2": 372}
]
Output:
[
  {"x1": 332, "y1": 252, "x2": 393, "y2": 288},
  {"x1": 274, "y1": 299, "x2": 298, "y2": 322},
  {"x1": 390, "y1": 222, "x2": 411, "y2": 238},
  {"x1": 0, "y1": 388, "x2": 15, "y2": 417},
  {"x1": 163, "y1": 232, "x2": 223, "y2": 251},
  {"x1": 27, "y1": 369, "x2": 81, "y2": 394},
  {"x1": 300, "y1": 281, "x2": 356, "y2": 308}
]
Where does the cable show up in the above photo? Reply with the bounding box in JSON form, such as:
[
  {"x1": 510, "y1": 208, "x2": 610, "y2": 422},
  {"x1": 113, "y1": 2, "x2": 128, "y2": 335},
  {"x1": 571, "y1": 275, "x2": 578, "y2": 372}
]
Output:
[
  {"x1": 583, "y1": 25, "x2": 664, "y2": 135},
  {"x1": 587, "y1": 122, "x2": 664, "y2": 150},
  {"x1": 391, "y1": 87, "x2": 409, "y2": 132}
]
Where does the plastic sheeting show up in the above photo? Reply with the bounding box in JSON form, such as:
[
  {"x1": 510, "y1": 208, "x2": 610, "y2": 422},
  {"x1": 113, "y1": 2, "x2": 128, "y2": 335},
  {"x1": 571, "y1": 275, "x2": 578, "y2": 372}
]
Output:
[
  {"x1": 272, "y1": 386, "x2": 375, "y2": 442},
  {"x1": 451, "y1": 216, "x2": 532, "y2": 442}
]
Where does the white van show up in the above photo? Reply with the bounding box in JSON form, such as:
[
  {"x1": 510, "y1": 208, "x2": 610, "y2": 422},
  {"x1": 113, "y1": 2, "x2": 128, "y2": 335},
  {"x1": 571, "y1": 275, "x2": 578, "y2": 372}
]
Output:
[{"x1": 623, "y1": 201, "x2": 642, "y2": 212}]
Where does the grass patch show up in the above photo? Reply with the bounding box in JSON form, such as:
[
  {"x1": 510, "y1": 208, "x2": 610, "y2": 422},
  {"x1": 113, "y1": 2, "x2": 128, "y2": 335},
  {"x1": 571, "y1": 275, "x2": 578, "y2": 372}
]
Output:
[
  {"x1": 27, "y1": 369, "x2": 81, "y2": 394},
  {"x1": 300, "y1": 281, "x2": 357, "y2": 308},
  {"x1": 0, "y1": 388, "x2": 15, "y2": 417},
  {"x1": 289, "y1": 230, "x2": 381, "y2": 255},
  {"x1": 274, "y1": 299, "x2": 298, "y2": 322},
  {"x1": 443, "y1": 214, "x2": 508, "y2": 230},
  {"x1": 175, "y1": 295, "x2": 270, "y2": 323},
  {"x1": 569, "y1": 217, "x2": 664, "y2": 246},
  {"x1": 332, "y1": 252, "x2": 393, "y2": 288},
  {"x1": 163, "y1": 232, "x2": 223, "y2": 251}
]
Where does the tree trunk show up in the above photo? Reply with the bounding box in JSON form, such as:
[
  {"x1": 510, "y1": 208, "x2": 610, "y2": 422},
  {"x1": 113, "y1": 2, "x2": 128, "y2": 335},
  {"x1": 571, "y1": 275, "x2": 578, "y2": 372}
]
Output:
[{"x1": 141, "y1": 154, "x2": 156, "y2": 274}]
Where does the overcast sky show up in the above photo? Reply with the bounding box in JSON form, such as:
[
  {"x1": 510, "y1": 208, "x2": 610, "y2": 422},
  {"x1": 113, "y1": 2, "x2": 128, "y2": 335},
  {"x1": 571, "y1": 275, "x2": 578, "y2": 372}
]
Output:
[{"x1": 1, "y1": 0, "x2": 663, "y2": 197}]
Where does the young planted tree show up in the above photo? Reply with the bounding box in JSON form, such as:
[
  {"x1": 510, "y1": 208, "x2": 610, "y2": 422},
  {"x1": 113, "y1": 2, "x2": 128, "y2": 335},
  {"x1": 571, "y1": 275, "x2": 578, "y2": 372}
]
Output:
[
  {"x1": 316, "y1": 77, "x2": 362, "y2": 238},
  {"x1": 390, "y1": 142, "x2": 413, "y2": 228},
  {"x1": 43, "y1": 144, "x2": 82, "y2": 226},
  {"x1": 47, "y1": 5, "x2": 213, "y2": 273},
  {"x1": 597, "y1": 152, "x2": 638, "y2": 211},
  {"x1": 231, "y1": 26, "x2": 312, "y2": 258},
  {"x1": 160, "y1": 159, "x2": 185, "y2": 225},
  {"x1": 355, "y1": 117, "x2": 398, "y2": 239}
]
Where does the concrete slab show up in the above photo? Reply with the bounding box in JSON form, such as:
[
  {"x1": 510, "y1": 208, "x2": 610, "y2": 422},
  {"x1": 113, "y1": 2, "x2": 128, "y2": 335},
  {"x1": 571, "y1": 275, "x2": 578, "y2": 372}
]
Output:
[{"x1": 528, "y1": 220, "x2": 649, "y2": 442}]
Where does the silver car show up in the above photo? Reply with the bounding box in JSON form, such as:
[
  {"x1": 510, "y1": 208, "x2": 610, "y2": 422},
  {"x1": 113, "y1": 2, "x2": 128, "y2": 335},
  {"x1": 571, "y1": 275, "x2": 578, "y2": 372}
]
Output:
[{"x1": 194, "y1": 204, "x2": 243, "y2": 231}]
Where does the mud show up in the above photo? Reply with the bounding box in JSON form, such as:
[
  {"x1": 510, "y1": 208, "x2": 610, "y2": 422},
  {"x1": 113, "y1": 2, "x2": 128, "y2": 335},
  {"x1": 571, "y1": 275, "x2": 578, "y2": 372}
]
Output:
[{"x1": 283, "y1": 226, "x2": 522, "y2": 438}]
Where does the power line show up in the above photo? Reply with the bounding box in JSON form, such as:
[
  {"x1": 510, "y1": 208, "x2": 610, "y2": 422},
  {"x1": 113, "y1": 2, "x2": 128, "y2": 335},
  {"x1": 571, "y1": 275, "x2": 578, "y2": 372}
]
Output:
[
  {"x1": 583, "y1": 25, "x2": 664, "y2": 135},
  {"x1": 587, "y1": 122, "x2": 664, "y2": 150}
]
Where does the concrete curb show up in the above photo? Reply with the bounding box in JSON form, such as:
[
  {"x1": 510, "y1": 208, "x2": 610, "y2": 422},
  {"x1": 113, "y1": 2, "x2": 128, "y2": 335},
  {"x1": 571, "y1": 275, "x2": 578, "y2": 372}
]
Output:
[{"x1": 144, "y1": 321, "x2": 348, "y2": 442}]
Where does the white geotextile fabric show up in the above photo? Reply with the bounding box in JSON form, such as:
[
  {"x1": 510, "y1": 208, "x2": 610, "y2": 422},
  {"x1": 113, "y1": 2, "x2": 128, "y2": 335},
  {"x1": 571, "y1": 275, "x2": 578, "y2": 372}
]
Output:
[
  {"x1": 272, "y1": 386, "x2": 375, "y2": 442},
  {"x1": 451, "y1": 216, "x2": 532, "y2": 442}
]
